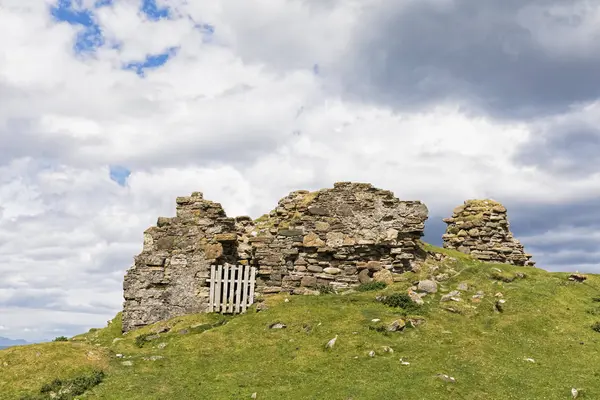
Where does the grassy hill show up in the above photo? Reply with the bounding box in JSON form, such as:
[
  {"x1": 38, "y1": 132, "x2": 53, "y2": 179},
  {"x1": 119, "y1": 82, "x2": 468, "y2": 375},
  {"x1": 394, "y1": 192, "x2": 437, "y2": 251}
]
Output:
[{"x1": 2, "y1": 244, "x2": 600, "y2": 399}]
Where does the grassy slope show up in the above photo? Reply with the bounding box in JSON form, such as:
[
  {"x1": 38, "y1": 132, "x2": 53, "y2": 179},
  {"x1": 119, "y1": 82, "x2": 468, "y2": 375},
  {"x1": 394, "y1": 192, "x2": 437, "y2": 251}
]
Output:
[{"x1": 2, "y1": 245, "x2": 600, "y2": 400}]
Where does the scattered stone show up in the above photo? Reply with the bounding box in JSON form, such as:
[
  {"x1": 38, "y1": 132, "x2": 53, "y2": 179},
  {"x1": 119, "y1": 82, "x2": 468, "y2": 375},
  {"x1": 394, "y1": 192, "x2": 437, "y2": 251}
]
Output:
[
  {"x1": 436, "y1": 374, "x2": 456, "y2": 383},
  {"x1": 495, "y1": 292, "x2": 503, "y2": 298},
  {"x1": 383, "y1": 346, "x2": 394, "y2": 353},
  {"x1": 407, "y1": 290, "x2": 425, "y2": 305},
  {"x1": 524, "y1": 357, "x2": 535, "y2": 363},
  {"x1": 569, "y1": 274, "x2": 587, "y2": 282},
  {"x1": 441, "y1": 290, "x2": 461, "y2": 302},
  {"x1": 387, "y1": 319, "x2": 406, "y2": 332},
  {"x1": 115, "y1": 354, "x2": 124, "y2": 358},
  {"x1": 400, "y1": 358, "x2": 410, "y2": 365},
  {"x1": 144, "y1": 356, "x2": 164, "y2": 361},
  {"x1": 371, "y1": 319, "x2": 381, "y2": 323},
  {"x1": 358, "y1": 269, "x2": 372, "y2": 284},
  {"x1": 284, "y1": 298, "x2": 290, "y2": 303},
  {"x1": 373, "y1": 269, "x2": 394, "y2": 285},
  {"x1": 122, "y1": 361, "x2": 133, "y2": 366},
  {"x1": 269, "y1": 323, "x2": 287, "y2": 329},
  {"x1": 251, "y1": 393, "x2": 257, "y2": 399},
  {"x1": 368, "y1": 350, "x2": 375, "y2": 357},
  {"x1": 157, "y1": 342, "x2": 167, "y2": 349},
  {"x1": 571, "y1": 388, "x2": 579, "y2": 398},
  {"x1": 325, "y1": 335, "x2": 338, "y2": 349},
  {"x1": 255, "y1": 303, "x2": 269, "y2": 312},
  {"x1": 178, "y1": 329, "x2": 189, "y2": 335},
  {"x1": 457, "y1": 282, "x2": 469, "y2": 291},
  {"x1": 515, "y1": 272, "x2": 526, "y2": 279},
  {"x1": 417, "y1": 280, "x2": 438, "y2": 294}
]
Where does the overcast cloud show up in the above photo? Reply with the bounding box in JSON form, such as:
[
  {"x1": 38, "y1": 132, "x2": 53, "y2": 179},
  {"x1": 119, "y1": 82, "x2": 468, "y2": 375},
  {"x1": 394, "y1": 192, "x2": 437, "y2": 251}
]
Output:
[{"x1": 1, "y1": 0, "x2": 600, "y2": 341}]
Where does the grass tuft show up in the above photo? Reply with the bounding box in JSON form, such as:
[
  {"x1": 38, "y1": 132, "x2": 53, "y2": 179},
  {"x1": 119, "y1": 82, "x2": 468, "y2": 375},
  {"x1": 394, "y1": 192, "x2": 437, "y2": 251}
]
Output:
[{"x1": 357, "y1": 281, "x2": 387, "y2": 292}]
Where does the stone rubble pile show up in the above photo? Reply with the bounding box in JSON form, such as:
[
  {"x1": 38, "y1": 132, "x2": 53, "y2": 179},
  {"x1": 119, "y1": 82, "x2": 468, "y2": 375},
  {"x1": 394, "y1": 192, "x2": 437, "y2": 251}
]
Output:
[{"x1": 442, "y1": 199, "x2": 535, "y2": 267}]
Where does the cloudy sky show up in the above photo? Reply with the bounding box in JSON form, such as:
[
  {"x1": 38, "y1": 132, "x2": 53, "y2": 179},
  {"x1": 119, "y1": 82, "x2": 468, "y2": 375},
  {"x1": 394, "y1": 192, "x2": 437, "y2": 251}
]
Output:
[{"x1": 1, "y1": 0, "x2": 600, "y2": 342}]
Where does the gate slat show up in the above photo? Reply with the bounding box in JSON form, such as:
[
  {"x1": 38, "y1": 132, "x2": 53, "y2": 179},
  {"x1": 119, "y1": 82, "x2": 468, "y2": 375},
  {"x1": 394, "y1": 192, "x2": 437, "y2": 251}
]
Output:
[
  {"x1": 223, "y1": 265, "x2": 230, "y2": 311},
  {"x1": 248, "y1": 267, "x2": 256, "y2": 307},
  {"x1": 241, "y1": 265, "x2": 250, "y2": 313},
  {"x1": 235, "y1": 265, "x2": 243, "y2": 313},
  {"x1": 208, "y1": 265, "x2": 215, "y2": 312},
  {"x1": 214, "y1": 265, "x2": 222, "y2": 313},
  {"x1": 228, "y1": 265, "x2": 236, "y2": 313}
]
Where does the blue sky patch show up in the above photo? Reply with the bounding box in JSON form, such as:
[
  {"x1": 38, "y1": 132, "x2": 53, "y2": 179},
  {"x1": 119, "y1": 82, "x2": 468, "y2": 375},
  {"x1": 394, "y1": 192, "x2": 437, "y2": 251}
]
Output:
[
  {"x1": 50, "y1": 0, "x2": 104, "y2": 53},
  {"x1": 123, "y1": 47, "x2": 179, "y2": 77},
  {"x1": 141, "y1": 0, "x2": 170, "y2": 20},
  {"x1": 109, "y1": 166, "x2": 131, "y2": 187}
]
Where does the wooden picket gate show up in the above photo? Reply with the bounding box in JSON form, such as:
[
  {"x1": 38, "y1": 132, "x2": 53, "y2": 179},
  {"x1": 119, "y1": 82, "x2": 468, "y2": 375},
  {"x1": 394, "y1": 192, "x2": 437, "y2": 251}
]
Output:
[{"x1": 207, "y1": 264, "x2": 257, "y2": 314}]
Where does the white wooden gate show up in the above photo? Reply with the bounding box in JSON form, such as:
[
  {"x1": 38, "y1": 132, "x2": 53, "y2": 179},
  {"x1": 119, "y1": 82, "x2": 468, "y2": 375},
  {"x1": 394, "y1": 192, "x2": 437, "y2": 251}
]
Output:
[{"x1": 207, "y1": 264, "x2": 257, "y2": 314}]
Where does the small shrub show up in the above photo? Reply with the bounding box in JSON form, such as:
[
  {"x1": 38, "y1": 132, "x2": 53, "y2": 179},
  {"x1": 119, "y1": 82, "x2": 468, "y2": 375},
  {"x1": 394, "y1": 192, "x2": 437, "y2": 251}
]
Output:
[
  {"x1": 490, "y1": 271, "x2": 515, "y2": 283},
  {"x1": 316, "y1": 284, "x2": 335, "y2": 295},
  {"x1": 52, "y1": 336, "x2": 68, "y2": 342},
  {"x1": 381, "y1": 293, "x2": 420, "y2": 312},
  {"x1": 134, "y1": 333, "x2": 154, "y2": 348},
  {"x1": 22, "y1": 370, "x2": 105, "y2": 400},
  {"x1": 88, "y1": 328, "x2": 98, "y2": 333},
  {"x1": 592, "y1": 297, "x2": 600, "y2": 303},
  {"x1": 592, "y1": 321, "x2": 600, "y2": 333},
  {"x1": 357, "y1": 281, "x2": 387, "y2": 292}
]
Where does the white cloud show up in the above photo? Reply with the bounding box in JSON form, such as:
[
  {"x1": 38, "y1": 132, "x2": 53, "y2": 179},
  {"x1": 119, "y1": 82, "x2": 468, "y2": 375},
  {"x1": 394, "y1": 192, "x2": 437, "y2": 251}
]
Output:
[{"x1": 0, "y1": 0, "x2": 599, "y2": 341}]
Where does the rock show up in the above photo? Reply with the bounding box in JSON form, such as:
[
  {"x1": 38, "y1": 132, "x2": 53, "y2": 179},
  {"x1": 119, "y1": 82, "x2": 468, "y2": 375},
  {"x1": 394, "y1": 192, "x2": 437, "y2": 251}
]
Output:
[
  {"x1": 383, "y1": 346, "x2": 394, "y2": 353},
  {"x1": 157, "y1": 342, "x2": 167, "y2": 349},
  {"x1": 303, "y1": 232, "x2": 325, "y2": 247},
  {"x1": 358, "y1": 269, "x2": 372, "y2": 283},
  {"x1": 178, "y1": 329, "x2": 189, "y2": 335},
  {"x1": 301, "y1": 276, "x2": 318, "y2": 287},
  {"x1": 373, "y1": 269, "x2": 394, "y2": 285},
  {"x1": 122, "y1": 361, "x2": 133, "y2": 366},
  {"x1": 323, "y1": 267, "x2": 341, "y2": 275},
  {"x1": 387, "y1": 319, "x2": 406, "y2": 332},
  {"x1": 144, "y1": 356, "x2": 164, "y2": 361},
  {"x1": 251, "y1": 393, "x2": 257, "y2": 399},
  {"x1": 417, "y1": 280, "x2": 438, "y2": 293},
  {"x1": 457, "y1": 282, "x2": 469, "y2": 291},
  {"x1": 440, "y1": 291, "x2": 461, "y2": 302},
  {"x1": 368, "y1": 350, "x2": 375, "y2": 357},
  {"x1": 407, "y1": 290, "x2": 424, "y2": 305},
  {"x1": 269, "y1": 323, "x2": 287, "y2": 329},
  {"x1": 115, "y1": 354, "x2": 124, "y2": 358},
  {"x1": 400, "y1": 358, "x2": 410, "y2": 365},
  {"x1": 436, "y1": 374, "x2": 456, "y2": 383},
  {"x1": 569, "y1": 274, "x2": 587, "y2": 282}
]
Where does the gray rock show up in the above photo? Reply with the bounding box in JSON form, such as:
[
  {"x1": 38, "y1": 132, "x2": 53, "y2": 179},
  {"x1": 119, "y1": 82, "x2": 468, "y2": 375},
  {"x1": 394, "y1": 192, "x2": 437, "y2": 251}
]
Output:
[
  {"x1": 457, "y1": 282, "x2": 469, "y2": 291},
  {"x1": 417, "y1": 280, "x2": 438, "y2": 294},
  {"x1": 387, "y1": 319, "x2": 406, "y2": 332},
  {"x1": 122, "y1": 361, "x2": 133, "y2": 366},
  {"x1": 269, "y1": 323, "x2": 287, "y2": 329}
]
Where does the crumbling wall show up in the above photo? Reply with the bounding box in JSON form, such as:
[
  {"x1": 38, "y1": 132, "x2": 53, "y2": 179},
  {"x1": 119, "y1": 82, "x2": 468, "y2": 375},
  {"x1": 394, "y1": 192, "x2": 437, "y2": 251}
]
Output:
[
  {"x1": 442, "y1": 199, "x2": 535, "y2": 266},
  {"x1": 122, "y1": 192, "x2": 239, "y2": 332},
  {"x1": 122, "y1": 182, "x2": 429, "y2": 332},
  {"x1": 249, "y1": 182, "x2": 429, "y2": 294}
]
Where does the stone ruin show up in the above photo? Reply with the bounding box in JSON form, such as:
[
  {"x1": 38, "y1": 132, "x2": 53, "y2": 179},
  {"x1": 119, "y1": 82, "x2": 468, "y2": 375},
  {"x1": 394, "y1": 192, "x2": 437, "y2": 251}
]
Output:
[
  {"x1": 122, "y1": 184, "x2": 535, "y2": 332},
  {"x1": 122, "y1": 182, "x2": 428, "y2": 332},
  {"x1": 442, "y1": 199, "x2": 535, "y2": 266}
]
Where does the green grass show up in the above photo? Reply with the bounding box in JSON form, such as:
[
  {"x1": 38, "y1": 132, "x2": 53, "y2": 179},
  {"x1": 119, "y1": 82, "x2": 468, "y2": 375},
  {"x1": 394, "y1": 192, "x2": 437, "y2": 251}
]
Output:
[{"x1": 2, "y1": 245, "x2": 600, "y2": 399}]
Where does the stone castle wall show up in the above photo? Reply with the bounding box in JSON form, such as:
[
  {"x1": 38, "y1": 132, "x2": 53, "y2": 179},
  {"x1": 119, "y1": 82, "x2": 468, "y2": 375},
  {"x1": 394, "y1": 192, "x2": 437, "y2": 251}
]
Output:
[
  {"x1": 122, "y1": 182, "x2": 429, "y2": 332},
  {"x1": 442, "y1": 199, "x2": 535, "y2": 266}
]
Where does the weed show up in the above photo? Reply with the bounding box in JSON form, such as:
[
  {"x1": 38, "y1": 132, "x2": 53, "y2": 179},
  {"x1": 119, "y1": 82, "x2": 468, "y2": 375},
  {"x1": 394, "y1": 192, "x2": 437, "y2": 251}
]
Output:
[
  {"x1": 592, "y1": 321, "x2": 600, "y2": 333},
  {"x1": 134, "y1": 333, "x2": 155, "y2": 348},
  {"x1": 316, "y1": 284, "x2": 335, "y2": 295},
  {"x1": 357, "y1": 281, "x2": 387, "y2": 292},
  {"x1": 381, "y1": 293, "x2": 421, "y2": 313},
  {"x1": 20, "y1": 370, "x2": 105, "y2": 400}
]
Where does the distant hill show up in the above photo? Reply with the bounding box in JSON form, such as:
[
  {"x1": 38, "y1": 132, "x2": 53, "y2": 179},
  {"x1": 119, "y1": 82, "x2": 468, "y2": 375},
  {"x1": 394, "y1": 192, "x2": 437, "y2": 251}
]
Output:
[{"x1": 0, "y1": 337, "x2": 27, "y2": 349}]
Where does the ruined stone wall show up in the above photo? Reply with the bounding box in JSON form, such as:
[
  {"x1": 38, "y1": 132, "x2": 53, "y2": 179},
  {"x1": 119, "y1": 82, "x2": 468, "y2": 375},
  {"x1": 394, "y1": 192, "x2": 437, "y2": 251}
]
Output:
[
  {"x1": 122, "y1": 182, "x2": 429, "y2": 332},
  {"x1": 122, "y1": 192, "x2": 240, "y2": 332},
  {"x1": 249, "y1": 182, "x2": 429, "y2": 294},
  {"x1": 442, "y1": 199, "x2": 535, "y2": 266}
]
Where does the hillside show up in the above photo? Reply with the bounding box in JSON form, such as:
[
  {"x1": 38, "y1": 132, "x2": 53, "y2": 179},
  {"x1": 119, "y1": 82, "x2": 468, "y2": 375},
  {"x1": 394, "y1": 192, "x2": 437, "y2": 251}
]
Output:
[{"x1": 1, "y1": 245, "x2": 599, "y2": 400}]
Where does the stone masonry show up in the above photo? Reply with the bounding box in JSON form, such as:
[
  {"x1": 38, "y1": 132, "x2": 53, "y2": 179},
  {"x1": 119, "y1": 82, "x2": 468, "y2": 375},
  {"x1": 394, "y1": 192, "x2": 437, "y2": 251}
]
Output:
[
  {"x1": 442, "y1": 199, "x2": 535, "y2": 266},
  {"x1": 122, "y1": 182, "x2": 429, "y2": 332}
]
